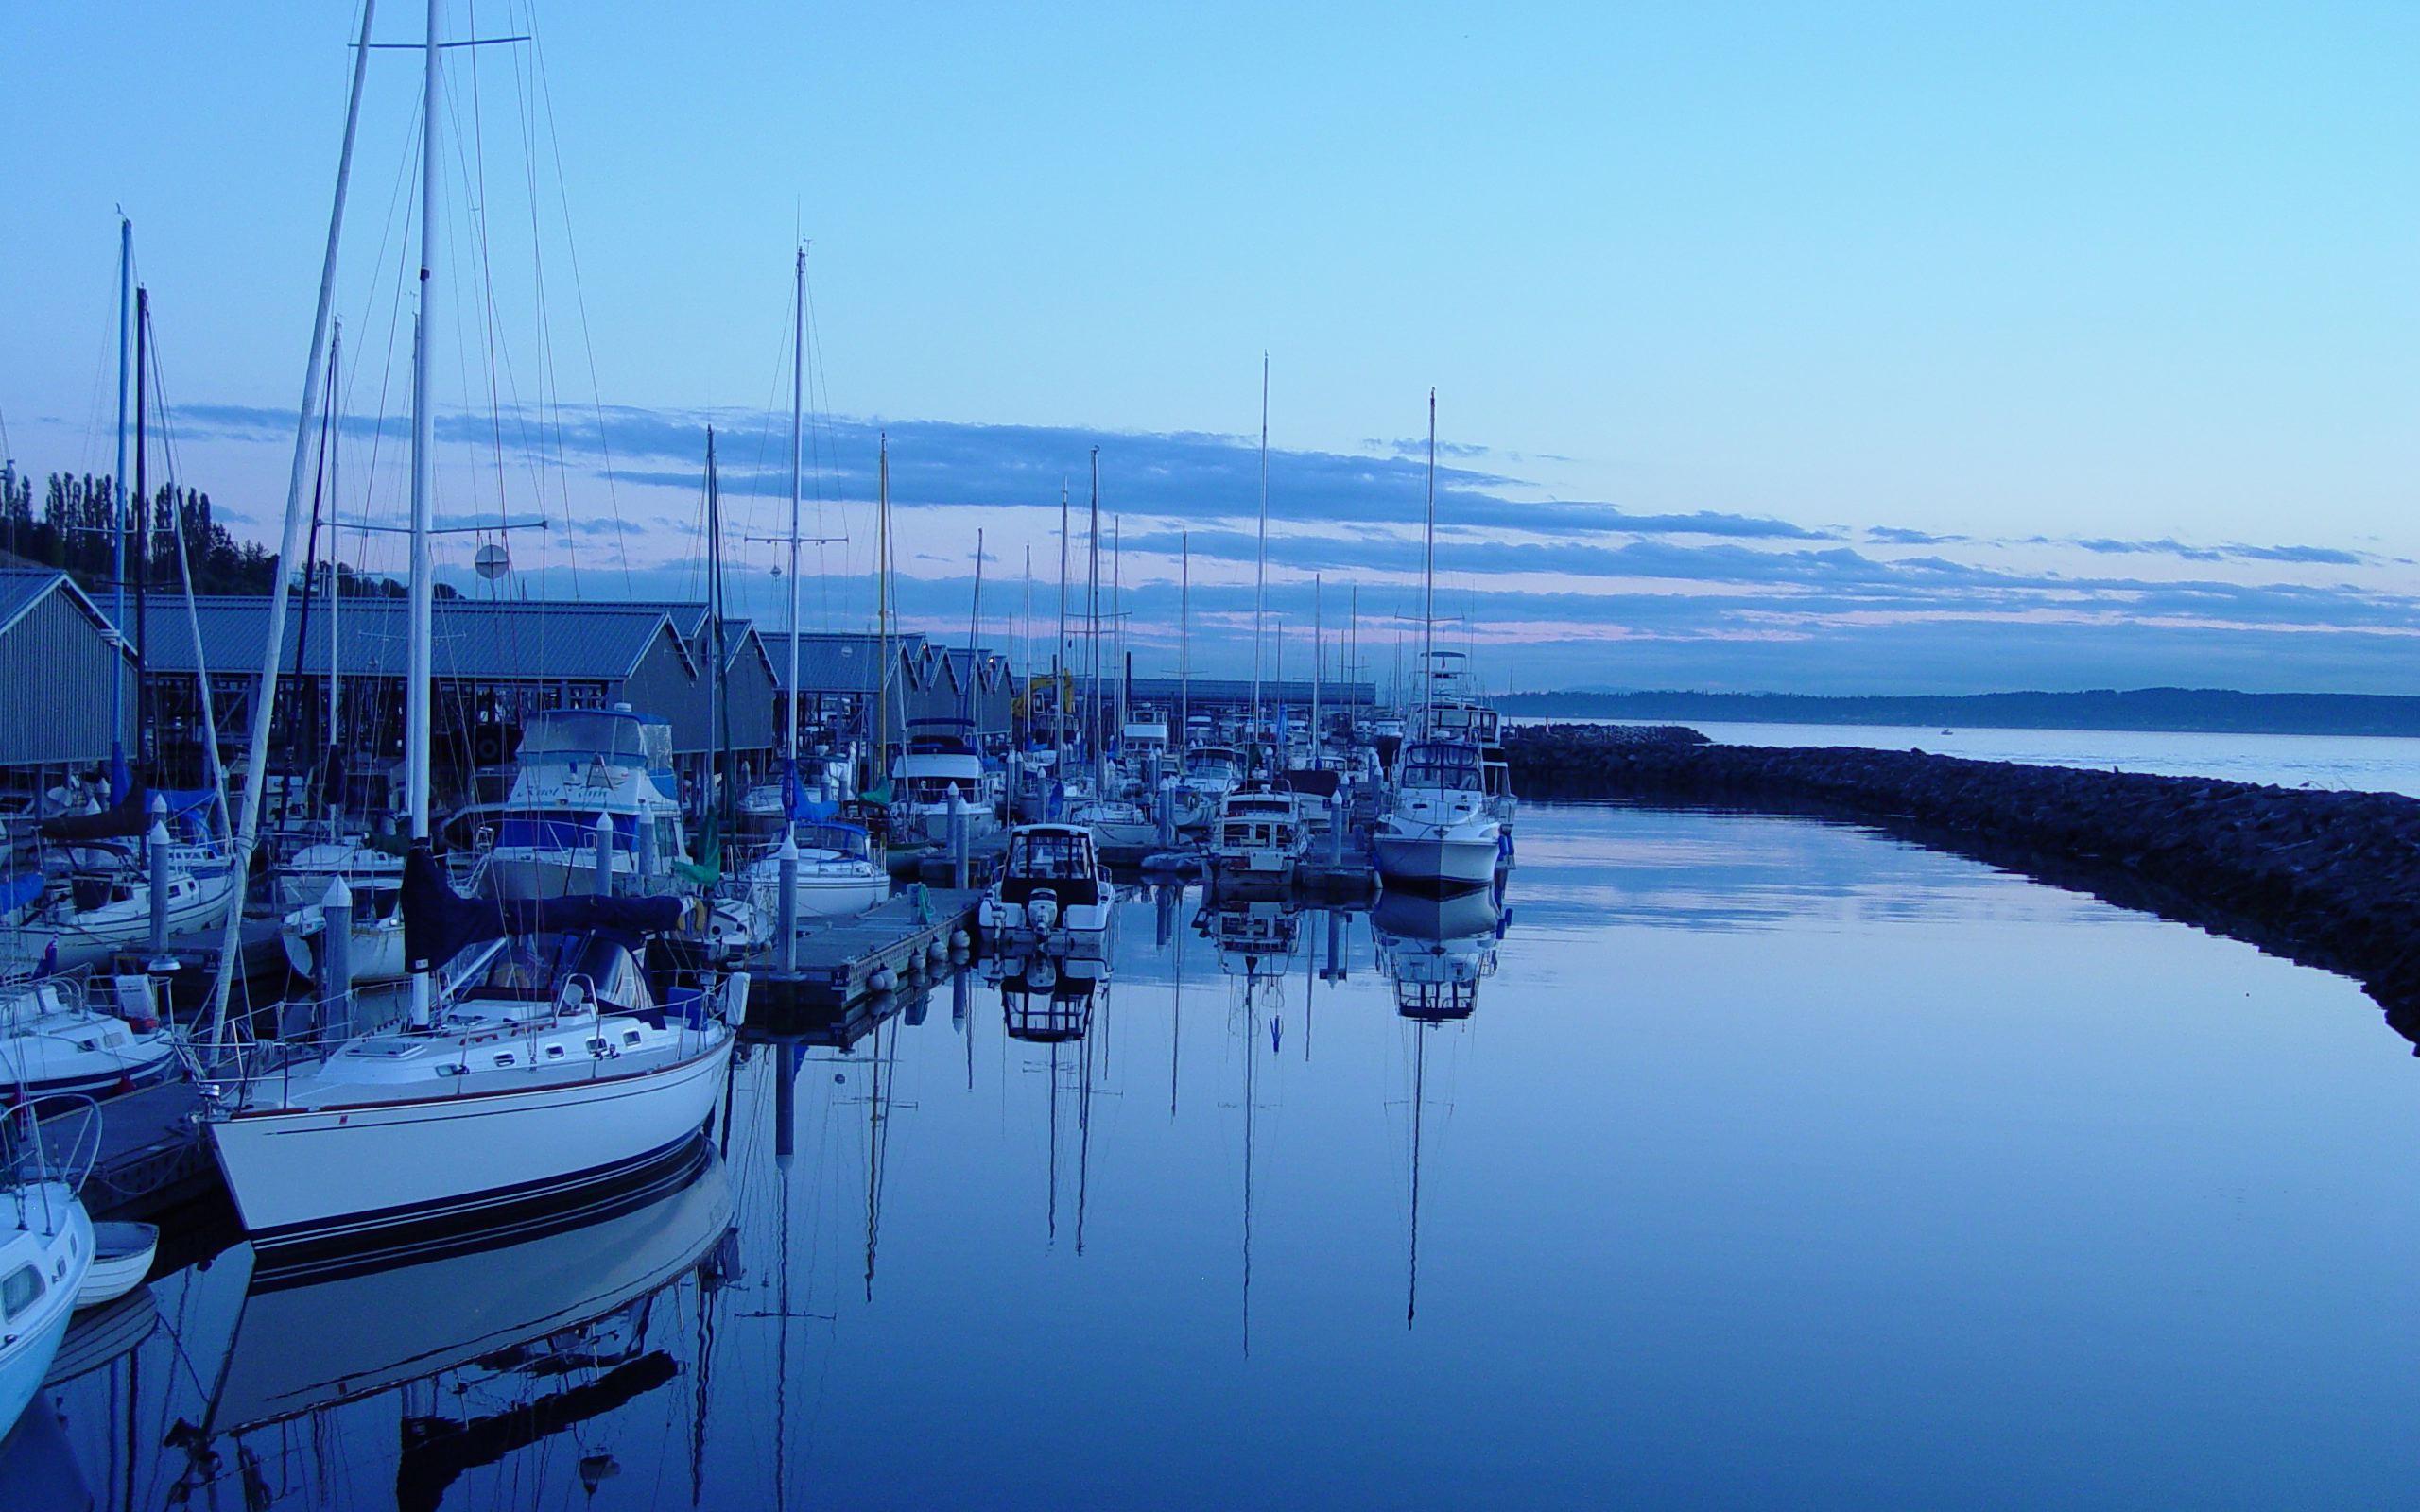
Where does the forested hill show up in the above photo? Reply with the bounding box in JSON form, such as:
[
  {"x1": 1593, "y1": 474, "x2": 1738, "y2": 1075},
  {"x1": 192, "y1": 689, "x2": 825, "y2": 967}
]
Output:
[{"x1": 1500, "y1": 688, "x2": 2420, "y2": 737}]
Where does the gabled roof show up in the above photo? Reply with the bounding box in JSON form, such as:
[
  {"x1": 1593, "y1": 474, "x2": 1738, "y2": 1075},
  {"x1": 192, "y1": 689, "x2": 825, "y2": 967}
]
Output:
[
  {"x1": 143, "y1": 596, "x2": 695, "y2": 682},
  {"x1": 0, "y1": 568, "x2": 133, "y2": 660},
  {"x1": 766, "y1": 630, "x2": 931, "y2": 695}
]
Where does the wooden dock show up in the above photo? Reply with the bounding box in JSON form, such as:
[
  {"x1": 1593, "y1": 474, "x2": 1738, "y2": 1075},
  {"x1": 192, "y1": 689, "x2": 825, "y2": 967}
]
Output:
[
  {"x1": 34, "y1": 1081, "x2": 218, "y2": 1223},
  {"x1": 747, "y1": 886, "x2": 981, "y2": 1015}
]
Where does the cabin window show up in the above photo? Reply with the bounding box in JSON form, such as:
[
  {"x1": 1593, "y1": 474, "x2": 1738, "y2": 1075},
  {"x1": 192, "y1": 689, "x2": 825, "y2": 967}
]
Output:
[
  {"x1": 588, "y1": 1038, "x2": 610, "y2": 1055},
  {"x1": 622, "y1": 1029, "x2": 643, "y2": 1047},
  {"x1": 545, "y1": 1044, "x2": 566, "y2": 1059},
  {"x1": 493, "y1": 1053, "x2": 516, "y2": 1068},
  {"x1": 2, "y1": 1264, "x2": 43, "y2": 1319}
]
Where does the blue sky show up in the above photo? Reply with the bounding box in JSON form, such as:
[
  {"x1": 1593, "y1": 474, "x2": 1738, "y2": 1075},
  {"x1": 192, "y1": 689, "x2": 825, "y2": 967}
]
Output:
[{"x1": 3, "y1": 1, "x2": 2414, "y2": 694}]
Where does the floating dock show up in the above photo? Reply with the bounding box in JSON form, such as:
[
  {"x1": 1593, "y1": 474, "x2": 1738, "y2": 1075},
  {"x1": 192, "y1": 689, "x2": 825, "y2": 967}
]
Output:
[
  {"x1": 747, "y1": 886, "x2": 982, "y2": 1015},
  {"x1": 38, "y1": 1081, "x2": 216, "y2": 1223}
]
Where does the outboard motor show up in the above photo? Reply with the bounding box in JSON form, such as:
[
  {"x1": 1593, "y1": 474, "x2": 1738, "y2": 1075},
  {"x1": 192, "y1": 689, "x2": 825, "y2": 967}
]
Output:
[{"x1": 1028, "y1": 888, "x2": 1060, "y2": 933}]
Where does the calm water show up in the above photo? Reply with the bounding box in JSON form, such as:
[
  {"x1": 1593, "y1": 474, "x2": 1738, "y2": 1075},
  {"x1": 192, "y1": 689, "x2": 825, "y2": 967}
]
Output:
[
  {"x1": 1555, "y1": 717, "x2": 2420, "y2": 797},
  {"x1": 28, "y1": 802, "x2": 2420, "y2": 1508}
]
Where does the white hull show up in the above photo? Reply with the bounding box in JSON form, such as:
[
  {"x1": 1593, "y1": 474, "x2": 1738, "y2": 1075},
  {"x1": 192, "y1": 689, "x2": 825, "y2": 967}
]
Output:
[
  {"x1": 1373, "y1": 831, "x2": 1501, "y2": 890},
  {"x1": 4, "y1": 870, "x2": 235, "y2": 972},
  {"x1": 747, "y1": 867, "x2": 888, "y2": 921},
  {"x1": 75, "y1": 1222, "x2": 156, "y2": 1308},
  {"x1": 207, "y1": 1036, "x2": 733, "y2": 1255},
  {"x1": 0, "y1": 1184, "x2": 90, "y2": 1442}
]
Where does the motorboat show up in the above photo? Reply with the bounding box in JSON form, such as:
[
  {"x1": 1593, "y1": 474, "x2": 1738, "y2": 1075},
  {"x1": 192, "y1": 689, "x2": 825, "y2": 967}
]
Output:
[
  {"x1": 1198, "y1": 895, "x2": 1305, "y2": 976},
  {"x1": 1209, "y1": 787, "x2": 1311, "y2": 885},
  {"x1": 0, "y1": 974, "x2": 182, "y2": 1099},
  {"x1": 194, "y1": 849, "x2": 744, "y2": 1274},
  {"x1": 740, "y1": 820, "x2": 889, "y2": 923},
  {"x1": 978, "y1": 823, "x2": 1115, "y2": 958},
  {"x1": 890, "y1": 717, "x2": 1002, "y2": 847},
  {"x1": 475, "y1": 707, "x2": 693, "y2": 901},
  {"x1": 1374, "y1": 738, "x2": 1503, "y2": 893}
]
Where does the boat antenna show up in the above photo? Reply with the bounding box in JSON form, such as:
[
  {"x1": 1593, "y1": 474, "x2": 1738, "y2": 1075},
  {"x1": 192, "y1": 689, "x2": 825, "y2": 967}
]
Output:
[
  {"x1": 1421, "y1": 387, "x2": 1436, "y2": 737},
  {"x1": 1252, "y1": 354, "x2": 1269, "y2": 761}
]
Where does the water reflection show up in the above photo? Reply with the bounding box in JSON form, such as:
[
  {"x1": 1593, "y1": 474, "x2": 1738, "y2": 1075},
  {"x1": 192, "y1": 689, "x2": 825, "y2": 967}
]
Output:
[
  {"x1": 1374, "y1": 888, "x2": 1506, "y2": 1022},
  {"x1": 165, "y1": 1148, "x2": 735, "y2": 1508}
]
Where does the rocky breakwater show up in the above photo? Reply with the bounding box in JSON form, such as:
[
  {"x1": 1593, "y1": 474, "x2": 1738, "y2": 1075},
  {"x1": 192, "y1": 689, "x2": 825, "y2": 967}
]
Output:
[{"x1": 1506, "y1": 723, "x2": 2420, "y2": 1039}]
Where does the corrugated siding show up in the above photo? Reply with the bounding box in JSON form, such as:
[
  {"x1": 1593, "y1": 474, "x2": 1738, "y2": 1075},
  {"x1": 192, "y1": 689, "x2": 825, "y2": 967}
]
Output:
[
  {"x1": 618, "y1": 623, "x2": 707, "y2": 754},
  {"x1": 0, "y1": 584, "x2": 136, "y2": 766}
]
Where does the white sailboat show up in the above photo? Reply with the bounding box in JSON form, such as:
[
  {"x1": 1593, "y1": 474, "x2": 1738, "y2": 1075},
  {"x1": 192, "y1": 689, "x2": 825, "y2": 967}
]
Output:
[
  {"x1": 0, "y1": 975, "x2": 181, "y2": 1099},
  {"x1": 1374, "y1": 392, "x2": 1503, "y2": 895},
  {"x1": 192, "y1": 0, "x2": 740, "y2": 1268},
  {"x1": 0, "y1": 1112, "x2": 96, "y2": 1442}
]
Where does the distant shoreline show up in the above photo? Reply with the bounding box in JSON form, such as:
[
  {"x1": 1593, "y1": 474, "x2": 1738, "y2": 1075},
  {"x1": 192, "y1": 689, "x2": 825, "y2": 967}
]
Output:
[{"x1": 1496, "y1": 688, "x2": 2420, "y2": 739}]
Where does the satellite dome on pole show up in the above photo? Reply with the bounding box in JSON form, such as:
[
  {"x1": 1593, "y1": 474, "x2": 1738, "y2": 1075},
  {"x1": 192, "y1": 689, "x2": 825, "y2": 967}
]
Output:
[{"x1": 475, "y1": 542, "x2": 510, "y2": 579}]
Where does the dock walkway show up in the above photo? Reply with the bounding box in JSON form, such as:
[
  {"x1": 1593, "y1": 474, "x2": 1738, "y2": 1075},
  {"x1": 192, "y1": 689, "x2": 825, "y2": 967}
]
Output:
[
  {"x1": 752, "y1": 886, "x2": 981, "y2": 1014},
  {"x1": 35, "y1": 1081, "x2": 215, "y2": 1222}
]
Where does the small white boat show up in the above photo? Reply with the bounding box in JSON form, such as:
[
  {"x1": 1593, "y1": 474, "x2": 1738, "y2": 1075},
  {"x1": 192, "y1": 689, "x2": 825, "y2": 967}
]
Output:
[
  {"x1": 75, "y1": 1220, "x2": 155, "y2": 1308},
  {"x1": 979, "y1": 824, "x2": 1115, "y2": 958},
  {"x1": 0, "y1": 1179, "x2": 94, "y2": 1443}
]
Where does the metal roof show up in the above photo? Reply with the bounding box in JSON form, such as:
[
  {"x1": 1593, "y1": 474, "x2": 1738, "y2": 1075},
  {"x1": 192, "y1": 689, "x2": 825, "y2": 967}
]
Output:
[
  {"x1": 0, "y1": 569, "x2": 66, "y2": 635},
  {"x1": 143, "y1": 597, "x2": 694, "y2": 682},
  {"x1": 766, "y1": 630, "x2": 932, "y2": 695}
]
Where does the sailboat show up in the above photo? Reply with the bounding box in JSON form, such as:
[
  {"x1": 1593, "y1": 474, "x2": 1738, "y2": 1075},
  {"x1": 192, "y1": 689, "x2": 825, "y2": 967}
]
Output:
[
  {"x1": 1374, "y1": 392, "x2": 1504, "y2": 894},
  {"x1": 192, "y1": 2, "x2": 742, "y2": 1267},
  {"x1": 0, "y1": 1109, "x2": 96, "y2": 1443},
  {"x1": 737, "y1": 249, "x2": 886, "y2": 924}
]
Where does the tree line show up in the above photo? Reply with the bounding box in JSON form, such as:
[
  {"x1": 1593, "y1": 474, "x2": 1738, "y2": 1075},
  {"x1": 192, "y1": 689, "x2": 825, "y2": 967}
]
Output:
[{"x1": 0, "y1": 468, "x2": 412, "y2": 599}]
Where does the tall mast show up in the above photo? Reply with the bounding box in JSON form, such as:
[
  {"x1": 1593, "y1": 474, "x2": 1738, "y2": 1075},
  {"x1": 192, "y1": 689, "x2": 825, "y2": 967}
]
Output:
[
  {"x1": 405, "y1": 0, "x2": 441, "y2": 1023},
  {"x1": 873, "y1": 435, "x2": 890, "y2": 795},
  {"x1": 1055, "y1": 483, "x2": 1068, "y2": 772},
  {"x1": 112, "y1": 216, "x2": 131, "y2": 795},
  {"x1": 1421, "y1": 388, "x2": 1436, "y2": 733},
  {"x1": 325, "y1": 319, "x2": 342, "y2": 806},
  {"x1": 1020, "y1": 543, "x2": 1031, "y2": 749},
  {"x1": 786, "y1": 246, "x2": 804, "y2": 765},
  {"x1": 1178, "y1": 531, "x2": 1189, "y2": 753},
  {"x1": 1312, "y1": 574, "x2": 1322, "y2": 769},
  {"x1": 966, "y1": 528, "x2": 985, "y2": 730},
  {"x1": 1087, "y1": 447, "x2": 1101, "y2": 794},
  {"x1": 132, "y1": 286, "x2": 149, "y2": 763},
  {"x1": 203, "y1": 0, "x2": 376, "y2": 1050},
  {"x1": 1112, "y1": 516, "x2": 1124, "y2": 744},
  {"x1": 1252, "y1": 355, "x2": 1268, "y2": 751},
  {"x1": 708, "y1": 428, "x2": 733, "y2": 838}
]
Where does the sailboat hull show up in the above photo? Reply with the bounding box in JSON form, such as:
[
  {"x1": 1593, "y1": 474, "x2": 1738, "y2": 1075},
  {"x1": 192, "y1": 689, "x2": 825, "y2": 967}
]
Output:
[{"x1": 207, "y1": 1036, "x2": 733, "y2": 1275}]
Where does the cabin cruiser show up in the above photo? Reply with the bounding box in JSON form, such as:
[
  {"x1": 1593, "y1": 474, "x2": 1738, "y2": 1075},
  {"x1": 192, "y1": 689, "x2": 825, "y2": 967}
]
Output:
[
  {"x1": 0, "y1": 974, "x2": 181, "y2": 1099},
  {"x1": 1117, "y1": 708, "x2": 1172, "y2": 782},
  {"x1": 1413, "y1": 651, "x2": 1515, "y2": 833},
  {"x1": 890, "y1": 717, "x2": 1002, "y2": 847},
  {"x1": 1374, "y1": 887, "x2": 1503, "y2": 1021},
  {"x1": 978, "y1": 823, "x2": 1115, "y2": 959},
  {"x1": 0, "y1": 1116, "x2": 95, "y2": 1443},
  {"x1": 1198, "y1": 895, "x2": 1305, "y2": 975},
  {"x1": 1374, "y1": 738, "x2": 1503, "y2": 893},
  {"x1": 194, "y1": 848, "x2": 743, "y2": 1270},
  {"x1": 1209, "y1": 788, "x2": 1311, "y2": 885},
  {"x1": 735, "y1": 745, "x2": 857, "y2": 836},
  {"x1": 739, "y1": 820, "x2": 889, "y2": 923},
  {"x1": 473, "y1": 708, "x2": 693, "y2": 901}
]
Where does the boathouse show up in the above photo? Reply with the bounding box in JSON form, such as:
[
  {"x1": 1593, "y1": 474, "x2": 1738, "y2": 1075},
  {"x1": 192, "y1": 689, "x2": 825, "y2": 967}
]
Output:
[{"x1": 0, "y1": 567, "x2": 138, "y2": 787}]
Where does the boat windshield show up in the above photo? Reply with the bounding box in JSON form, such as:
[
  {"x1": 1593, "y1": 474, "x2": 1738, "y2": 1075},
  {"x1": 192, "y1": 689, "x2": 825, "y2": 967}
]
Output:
[
  {"x1": 517, "y1": 712, "x2": 662, "y2": 765},
  {"x1": 1401, "y1": 742, "x2": 1483, "y2": 791},
  {"x1": 1009, "y1": 830, "x2": 1095, "y2": 880},
  {"x1": 1186, "y1": 749, "x2": 1239, "y2": 776}
]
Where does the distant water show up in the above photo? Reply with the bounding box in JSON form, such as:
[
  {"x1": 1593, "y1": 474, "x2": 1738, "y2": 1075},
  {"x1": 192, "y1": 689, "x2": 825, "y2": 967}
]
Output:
[
  {"x1": 39, "y1": 803, "x2": 2420, "y2": 1508},
  {"x1": 1544, "y1": 717, "x2": 2420, "y2": 798}
]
